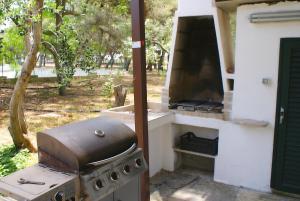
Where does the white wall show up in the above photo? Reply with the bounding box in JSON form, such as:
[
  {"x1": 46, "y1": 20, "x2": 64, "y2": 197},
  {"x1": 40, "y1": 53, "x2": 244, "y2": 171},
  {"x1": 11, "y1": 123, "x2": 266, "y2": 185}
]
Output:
[
  {"x1": 215, "y1": 123, "x2": 274, "y2": 192},
  {"x1": 213, "y1": 7, "x2": 234, "y2": 91},
  {"x1": 161, "y1": 124, "x2": 183, "y2": 171},
  {"x1": 232, "y1": 1, "x2": 300, "y2": 123},
  {"x1": 148, "y1": 126, "x2": 164, "y2": 177},
  {"x1": 164, "y1": 14, "x2": 178, "y2": 90},
  {"x1": 178, "y1": 0, "x2": 213, "y2": 16},
  {"x1": 148, "y1": 123, "x2": 183, "y2": 176},
  {"x1": 215, "y1": 1, "x2": 300, "y2": 192},
  {"x1": 111, "y1": 118, "x2": 171, "y2": 177}
]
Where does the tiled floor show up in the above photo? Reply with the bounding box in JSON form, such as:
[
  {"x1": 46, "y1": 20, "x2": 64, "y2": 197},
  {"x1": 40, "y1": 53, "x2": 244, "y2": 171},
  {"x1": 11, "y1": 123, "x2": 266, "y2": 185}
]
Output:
[{"x1": 150, "y1": 168, "x2": 300, "y2": 201}]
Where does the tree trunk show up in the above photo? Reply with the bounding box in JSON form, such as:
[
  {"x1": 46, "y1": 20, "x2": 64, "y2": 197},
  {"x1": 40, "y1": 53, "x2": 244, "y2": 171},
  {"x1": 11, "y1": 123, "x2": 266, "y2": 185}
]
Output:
[
  {"x1": 9, "y1": 0, "x2": 44, "y2": 152},
  {"x1": 18, "y1": 96, "x2": 27, "y2": 134},
  {"x1": 147, "y1": 63, "x2": 153, "y2": 71},
  {"x1": 42, "y1": 41, "x2": 66, "y2": 96},
  {"x1": 98, "y1": 54, "x2": 104, "y2": 68},
  {"x1": 56, "y1": 0, "x2": 63, "y2": 31},
  {"x1": 110, "y1": 53, "x2": 115, "y2": 69},
  {"x1": 55, "y1": 0, "x2": 67, "y2": 96},
  {"x1": 152, "y1": 41, "x2": 170, "y2": 71},
  {"x1": 105, "y1": 58, "x2": 109, "y2": 68},
  {"x1": 57, "y1": 74, "x2": 66, "y2": 95},
  {"x1": 158, "y1": 51, "x2": 165, "y2": 71},
  {"x1": 123, "y1": 57, "x2": 131, "y2": 71},
  {"x1": 38, "y1": 53, "x2": 43, "y2": 68},
  {"x1": 114, "y1": 85, "x2": 127, "y2": 107},
  {"x1": 24, "y1": 31, "x2": 31, "y2": 53},
  {"x1": 106, "y1": 53, "x2": 114, "y2": 69},
  {"x1": 110, "y1": 58, "x2": 115, "y2": 69},
  {"x1": 43, "y1": 54, "x2": 46, "y2": 66}
]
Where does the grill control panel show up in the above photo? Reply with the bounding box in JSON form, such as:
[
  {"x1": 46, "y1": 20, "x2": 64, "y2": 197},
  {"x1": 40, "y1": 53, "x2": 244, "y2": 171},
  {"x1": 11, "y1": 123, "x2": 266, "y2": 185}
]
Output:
[{"x1": 80, "y1": 148, "x2": 147, "y2": 201}]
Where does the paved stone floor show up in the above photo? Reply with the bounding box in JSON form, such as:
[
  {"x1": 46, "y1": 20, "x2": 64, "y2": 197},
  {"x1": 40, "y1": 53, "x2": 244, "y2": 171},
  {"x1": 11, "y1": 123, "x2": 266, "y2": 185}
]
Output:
[{"x1": 150, "y1": 168, "x2": 300, "y2": 201}]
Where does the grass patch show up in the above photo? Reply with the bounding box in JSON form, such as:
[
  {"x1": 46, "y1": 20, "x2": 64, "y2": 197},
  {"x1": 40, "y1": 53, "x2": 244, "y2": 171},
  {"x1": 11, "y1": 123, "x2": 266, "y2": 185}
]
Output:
[{"x1": 0, "y1": 145, "x2": 37, "y2": 177}]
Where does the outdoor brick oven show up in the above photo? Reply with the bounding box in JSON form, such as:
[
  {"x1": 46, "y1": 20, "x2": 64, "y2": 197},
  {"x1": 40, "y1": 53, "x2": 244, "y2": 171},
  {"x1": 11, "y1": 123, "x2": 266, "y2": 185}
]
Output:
[
  {"x1": 166, "y1": 14, "x2": 225, "y2": 117},
  {"x1": 169, "y1": 16, "x2": 224, "y2": 107}
]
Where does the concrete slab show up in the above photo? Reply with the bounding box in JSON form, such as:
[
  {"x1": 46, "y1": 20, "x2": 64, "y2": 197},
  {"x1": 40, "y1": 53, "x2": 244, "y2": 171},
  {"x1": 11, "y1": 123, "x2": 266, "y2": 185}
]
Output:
[{"x1": 150, "y1": 168, "x2": 300, "y2": 201}]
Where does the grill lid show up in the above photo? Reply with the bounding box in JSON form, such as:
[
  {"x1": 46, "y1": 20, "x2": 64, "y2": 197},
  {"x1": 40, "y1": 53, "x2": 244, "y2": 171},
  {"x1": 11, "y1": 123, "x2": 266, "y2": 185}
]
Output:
[{"x1": 37, "y1": 117, "x2": 136, "y2": 172}]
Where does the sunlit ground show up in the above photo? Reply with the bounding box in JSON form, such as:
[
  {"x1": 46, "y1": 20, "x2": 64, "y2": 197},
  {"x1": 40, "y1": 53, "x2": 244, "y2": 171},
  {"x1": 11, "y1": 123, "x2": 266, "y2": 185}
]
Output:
[{"x1": 0, "y1": 72, "x2": 166, "y2": 146}]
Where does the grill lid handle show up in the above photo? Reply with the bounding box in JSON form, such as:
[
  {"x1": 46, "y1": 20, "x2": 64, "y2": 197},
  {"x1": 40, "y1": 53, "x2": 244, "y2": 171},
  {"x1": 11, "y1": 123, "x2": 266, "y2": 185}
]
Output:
[{"x1": 86, "y1": 143, "x2": 137, "y2": 167}]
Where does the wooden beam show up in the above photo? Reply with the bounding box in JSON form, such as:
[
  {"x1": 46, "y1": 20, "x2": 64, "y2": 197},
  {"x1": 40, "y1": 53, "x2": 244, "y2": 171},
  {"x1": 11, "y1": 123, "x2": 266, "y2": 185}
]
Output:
[{"x1": 130, "y1": 0, "x2": 150, "y2": 201}]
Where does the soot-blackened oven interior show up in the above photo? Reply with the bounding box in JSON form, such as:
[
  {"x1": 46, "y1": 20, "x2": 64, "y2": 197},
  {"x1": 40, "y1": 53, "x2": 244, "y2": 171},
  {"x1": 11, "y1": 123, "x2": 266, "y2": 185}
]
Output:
[{"x1": 169, "y1": 16, "x2": 224, "y2": 112}]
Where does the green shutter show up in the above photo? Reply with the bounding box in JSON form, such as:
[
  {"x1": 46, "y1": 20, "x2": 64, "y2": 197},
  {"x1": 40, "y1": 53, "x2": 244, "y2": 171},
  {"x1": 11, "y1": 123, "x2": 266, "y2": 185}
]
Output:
[{"x1": 272, "y1": 38, "x2": 300, "y2": 195}]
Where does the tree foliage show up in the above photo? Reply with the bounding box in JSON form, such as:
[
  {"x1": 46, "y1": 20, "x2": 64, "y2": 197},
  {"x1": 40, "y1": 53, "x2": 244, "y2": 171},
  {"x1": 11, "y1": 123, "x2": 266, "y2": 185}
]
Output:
[
  {"x1": 2, "y1": 27, "x2": 24, "y2": 69},
  {"x1": 1, "y1": 0, "x2": 177, "y2": 151},
  {"x1": 2, "y1": 0, "x2": 177, "y2": 77}
]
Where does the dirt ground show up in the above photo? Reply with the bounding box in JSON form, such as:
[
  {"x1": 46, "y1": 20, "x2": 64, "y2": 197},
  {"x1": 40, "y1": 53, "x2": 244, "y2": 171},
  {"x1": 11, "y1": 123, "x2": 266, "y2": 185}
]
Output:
[{"x1": 0, "y1": 71, "x2": 166, "y2": 146}]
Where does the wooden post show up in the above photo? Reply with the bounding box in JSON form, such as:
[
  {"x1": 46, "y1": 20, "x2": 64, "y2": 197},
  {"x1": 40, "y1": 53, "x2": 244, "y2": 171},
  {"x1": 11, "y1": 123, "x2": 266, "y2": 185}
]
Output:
[{"x1": 131, "y1": 0, "x2": 150, "y2": 201}]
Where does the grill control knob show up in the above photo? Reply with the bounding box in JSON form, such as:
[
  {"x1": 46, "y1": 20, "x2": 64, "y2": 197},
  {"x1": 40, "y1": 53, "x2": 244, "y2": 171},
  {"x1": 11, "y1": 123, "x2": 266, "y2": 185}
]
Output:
[
  {"x1": 123, "y1": 165, "x2": 131, "y2": 175},
  {"x1": 135, "y1": 158, "x2": 142, "y2": 168},
  {"x1": 110, "y1": 172, "x2": 119, "y2": 181},
  {"x1": 54, "y1": 191, "x2": 64, "y2": 201},
  {"x1": 94, "y1": 179, "x2": 104, "y2": 190}
]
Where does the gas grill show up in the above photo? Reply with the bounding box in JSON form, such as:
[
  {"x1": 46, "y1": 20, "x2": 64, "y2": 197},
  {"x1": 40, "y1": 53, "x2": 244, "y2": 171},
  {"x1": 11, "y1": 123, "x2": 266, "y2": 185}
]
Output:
[{"x1": 0, "y1": 117, "x2": 147, "y2": 201}]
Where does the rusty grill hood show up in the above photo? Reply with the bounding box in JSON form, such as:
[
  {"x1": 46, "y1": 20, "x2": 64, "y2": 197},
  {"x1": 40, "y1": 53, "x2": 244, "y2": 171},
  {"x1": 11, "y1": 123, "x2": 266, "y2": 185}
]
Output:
[{"x1": 37, "y1": 117, "x2": 136, "y2": 172}]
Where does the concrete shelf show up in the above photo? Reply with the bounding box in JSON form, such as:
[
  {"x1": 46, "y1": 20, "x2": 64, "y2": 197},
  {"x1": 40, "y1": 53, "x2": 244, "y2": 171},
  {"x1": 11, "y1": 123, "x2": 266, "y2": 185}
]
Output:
[
  {"x1": 174, "y1": 147, "x2": 217, "y2": 159},
  {"x1": 232, "y1": 118, "x2": 269, "y2": 127}
]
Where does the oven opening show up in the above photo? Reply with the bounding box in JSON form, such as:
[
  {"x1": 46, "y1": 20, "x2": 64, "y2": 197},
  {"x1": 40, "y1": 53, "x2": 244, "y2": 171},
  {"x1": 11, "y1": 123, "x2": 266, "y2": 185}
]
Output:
[{"x1": 169, "y1": 16, "x2": 224, "y2": 113}]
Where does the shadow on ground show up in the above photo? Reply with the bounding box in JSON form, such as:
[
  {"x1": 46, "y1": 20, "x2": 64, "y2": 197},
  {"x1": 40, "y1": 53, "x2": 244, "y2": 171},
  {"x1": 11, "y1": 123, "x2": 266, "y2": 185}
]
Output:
[{"x1": 150, "y1": 168, "x2": 300, "y2": 201}]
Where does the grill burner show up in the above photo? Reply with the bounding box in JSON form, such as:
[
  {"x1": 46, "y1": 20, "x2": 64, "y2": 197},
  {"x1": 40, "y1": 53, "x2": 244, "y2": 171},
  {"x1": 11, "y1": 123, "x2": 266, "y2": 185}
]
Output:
[
  {"x1": 0, "y1": 117, "x2": 147, "y2": 201},
  {"x1": 169, "y1": 101, "x2": 223, "y2": 113}
]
